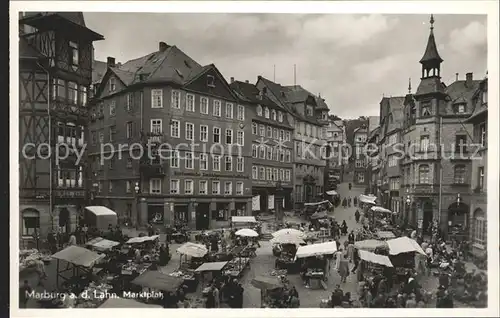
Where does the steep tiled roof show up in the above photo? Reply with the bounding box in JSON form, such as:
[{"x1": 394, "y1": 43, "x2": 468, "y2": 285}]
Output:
[
  {"x1": 56, "y1": 12, "x2": 86, "y2": 27},
  {"x1": 415, "y1": 77, "x2": 446, "y2": 96},
  {"x1": 420, "y1": 30, "x2": 443, "y2": 64},
  {"x1": 445, "y1": 80, "x2": 481, "y2": 103},
  {"x1": 283, "y1": 85, "x2": 329, "y2": 110},
  {"x1": 92, "y1": 60, "x2": 107, "y2": 84},
  {"x1": 19, "y1": 37, "x2": 45, "y2": 59}
]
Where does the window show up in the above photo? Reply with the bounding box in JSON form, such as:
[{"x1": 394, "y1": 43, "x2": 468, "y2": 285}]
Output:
[
  {"x1": 278, "y1": 111, "x2": 283, "y2": 122},
  {"x1": 454, "y1": 165, "x2": 466, "y2": 184},
  {"x1": 212, "y1": 155, "x2": 221, "y2": 171},
  {"x1": 69, "y1": 41, "x2": 79, "y2": 65},
  {"x1": 237, "y1": 105, "x2": 245, "y2": 121},
  {"x1": 264, "y1": 107, "x2": 270, "y2": 119},
  {"x1": 126, "y1": 94, "x2": 133, "y2": 112},
  {"x1": 266, "y1": 168, "x2": 272, "y2": 180},
  {"x1": 184, "y1": 180, "x2": 193, "y2": 194},
  {"x1": 286, "y1": 131, "x2": 291, "y2": 141},
  {"x1": 80, "y1": 86, "x2": 87, "y2": 107},
  {"x1": 388, "y1": 155, "x2": 398, "y2": 167},
  {"x1": 170, "y1": 179, "x2": 179, "y2": 194},
  {"x1": 236, "y1": 182, "x2": 244, "y2": 195},
  {"x1": 109, "y1": 100, "x2": 116, "y2": 116},
  {"x1": 252, "y1": 166, "x2": 258, "y2": 179},
  {"x1": 150, "y1": 178, "x2": 162, "y2": 194},
  {"x1": 109, "y1": 125, "x2": 116, "y2": 142},
  {"x1": 199, "y1": 180, "x2": 208, "y2": 195},
  {"x1": 273, "y1": 168, "x2": 278, "y2": 181},
  {"x1": 252, "y1": 123, "x2": 257, "y2": 135},
  {"x1": 185, "y1": 152, "x2": 194, "y2": 169},
  {"x1": 259, "y1": 125, "x2": 265, "y2": 137},
  {"x1": 225, "y1": 156, "x2": 232, "y2": 171},
  {"x1": 419, "y1": 164, "x2": 430, "y2": 184},
  {"x1": 99, "y1": 131, "x2": 104, "y2": 143},
  {"x1": 472, "y1": 209, "x2": 486, "y2": 246},
  {"x1": 186, "y1": 94, "x2": 195, "y2": 112},
  {"x1": 68, "y1": 82, "x2": 78, "y2": 105},
  {"x1": 200, "y1": 125, "x2": 208, "y2": 142},
  {"x1": 236, "y1": 157, "x2": 244, "y2": 172},
  {"x1": 212, "y1": 181, "x2": 220, "y2": 194},
  {"x1": 236, "y1": 130, "x2": 244, "y2": 146},
  {"x1": 455, "y1": 135, "x2": 467, "y2": 153},
  {"x1": 306, "y1": 124, "x2": 311, "y2": 136},
  {"x1": 213, "y1": 127, "x2": 220, "y2": 143},
  {"x1": 126, "y1": 158, "x2": 133, "y2": 168},
  {"x1": 252, "y1": 144, "x2": 257, "y2": 158},
  {"x1": 126, "y1": 181, "x2": 131, "y2": 193},
  {"x1": 271, "y1": 110, "x2": 276, "y2": 121},
  {"x1": 226, "y1": 129, "x2": 233, "y2": 144},
  {"x1": 170, "y1": 120, "x2": 180, "y2": 138},
  {"x1": 185, "y1": 123, "x2": 194, "y2": 141},
  {"x1": 151, "y1": 119, "x2": 162, "y2": 135},
  {"x1": 213, "y1": 100, "x2": 221, "y2": 117},
  {"x1": 257, "y1": 105, "x2": 263, "y2": 116},
  {"x1": 357, "y1": 173, "x2": 365, "y2": 183},
  {"x1": 285, "y1": 170, "x2": 291, "y2": 182},
  {"x1": 170, "y1": 150, "x2": 179, "y2": 168},
  {"x1": 356, "y1": 160, "x2": 364, "y2": 168},
  {"x1": 279, "y1": 130, "x2": 284, "y2": 141},
  {"x1": 224, "y1": 182, "x2": 232, "y2": 195},
  {"x1": 225, "y1": 103, "x2": 233, "y2": 119},
  {"x1": 22, "y1": 209, "x2": 40, "y2": 236},
  {"x1": 481, "y1": 90, "x2": 487, "y2": 104},
  {"x1": 259, "y1": 167, "x2": 265, "y2": 180},
  {"x1": 280, "y1": 169, "x2": 284, "y2": 181},
  {"x1": 171, "y1": 90, "x2": 180, "y2": 109},
  {"x1": 267, "y1": 127, "x2": 272, "y2": 138},
  {"x1": 454, "y1": 103, "x2": 466, "y2": 114},
  {"x1": 420, "y1": 136, "x2": 429, "y2": 152},
  {"x1": 273, "y1": 128, "x2": 278, "y2": 140},
  {"x1": 207, "y1": 75, "x2": 215, "y2": 87},
  {"x1": 388, "y1": 134, "x2": 397, "y2": 145},
  {"x1": 152, "y1": 89, "x2": 163, "y2": 108},
  {"x1": 421, "y1": 102, "x2": 431, "y2": 116},
  {"x1": 285, "y1": 150, "x2": 291, "y2": 162},
  {"x1": 200, "y1": 97, "x2": 209, "y2": 114},
  {"x1": 306, "y1": 106, "x2": 313, "y2": 116},
  {"x1": 479, "y1": 123, "x2": 487, "y2": 147},
  {"x1": 478, "y1": 167, "x2": 484, "y2": 190},
  {"x1": 267, "y1": 146, "x2": 272, "y2": 160}
]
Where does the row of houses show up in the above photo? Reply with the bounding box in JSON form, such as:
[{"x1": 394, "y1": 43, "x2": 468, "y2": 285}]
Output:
[
  {"x1": 364, "y1": 16, "x2": 488, "y2": 257},
  {"x1": 18, "y1": 12, "x2": 351, "y2": 237}
]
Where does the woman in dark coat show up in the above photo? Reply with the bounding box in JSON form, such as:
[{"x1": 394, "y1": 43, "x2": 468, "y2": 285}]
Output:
[
  {"x1": 354, "y1": 210, "x2": 360, "y2": 223},
  {"x1": 341, "y1": 220, "x2": 348, "y2": 236}
]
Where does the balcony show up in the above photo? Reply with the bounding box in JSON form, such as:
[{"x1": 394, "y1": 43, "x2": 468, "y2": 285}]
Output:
[{"x1": 146, "y1": 132, "x2": 164, "y2": 145}]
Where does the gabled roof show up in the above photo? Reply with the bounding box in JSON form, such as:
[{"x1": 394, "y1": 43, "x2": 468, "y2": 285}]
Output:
[
  {"x1": 283, "y1": 85, "x2": 329, "y2": 110},
  {"x1": 416, "y1": 77, "x2": 446, "y2": 96},
  {"x1": 92, "y1": 60, "x2": 107, "y2": 84},
  {"x1": 444, "y1": 80, "x2": 481, "y2": 103}
]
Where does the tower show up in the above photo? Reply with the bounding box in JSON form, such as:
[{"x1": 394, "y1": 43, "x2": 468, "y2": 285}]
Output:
[{"x1": 419, "y1": 14, "x2": 443, "y2": 79}]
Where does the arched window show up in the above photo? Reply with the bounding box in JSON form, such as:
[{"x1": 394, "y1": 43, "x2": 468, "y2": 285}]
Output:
[
  {"x1": 252, "y1": 166, "x2": 258, "y2": 180},
  {"x1": 472, "y1": 208, "x2": 486, "y2": 246},
  {"x1": 306, "y1": 124, "x2": 311, "y2": 136},
  {"x1": 256, "y1": 105, "x2": 262, "y2": 116},
  {"x1": 22, "y1": 208, "x2": 40, "y2": 236},
  {"x1": 454, "y1": 165, "x2": 466, "y2": 184},
  {"x1": 252, "y1": 144, "x2": 257, "y2": 158},
  {"x1": 278, "y1": 111, "x2": 283, "y2": 122},
  {"x1": 252, "y1": 122, "x2": 257, "y2": 135},
  {"x1": 418, "y1": 164, "x2": 430, "y2": 184},
  {"x1": 271, "y1": 109, "x2": 276, "y2": 121},
  {"x1": 264, "y1": 107, "x2": 270, "y2": 119}
]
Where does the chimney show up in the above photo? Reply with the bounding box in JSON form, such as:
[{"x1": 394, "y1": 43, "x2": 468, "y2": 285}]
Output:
[
  {"x1": 455, "y1": 73, "x2": 459, "y2": 81},
  {"x1": 245, "y1": 80, "x2": 249, "y2": 83},
  {"x1": 159, "y1": 41, "x2": 168, "y2": 52},
  {"x1": 466, "y1": 72, "x2": 473, "y2": 87},
  {"x1": 230, "y1": 77, "x2": 235, "y2": 84},
  {"x1": 107, "y1": 57, "x2": 115, "y2": 67}
]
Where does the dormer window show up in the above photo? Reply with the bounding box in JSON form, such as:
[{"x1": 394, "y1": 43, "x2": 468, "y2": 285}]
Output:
[
  {"x1": 69, "y1": 41, "x2": 79, "y2": 66},
  {"x1": 264, "y1": 107, "x2": 270, "y2": 119},
  {"x1": 278, "y1": 111, "x2": 283, "y2": 122},
  {"x1": 454, "y1": 103, "x2": 466, "y2": 114},
  {"x1": 256, "y1": 105, "x2": 263, "y2": 116},
  {"x1": 306, "y1": 105, "x2": 313, "y2": 116},
  {"x1": 109, "y1": 77, "x2": 116, "y2": 92},
  {"x1": 262, "y1": 87, "x2": 267, "y2": 94},
  {"x1": 271, "y1": 110, "x2": 276, "y2": 121},
  {"x1": 207, "y1": 75, "x2": 215, "y2": 87},
  {"x1": 481, "y1": 90, "x2": 487, "y2": 105}
]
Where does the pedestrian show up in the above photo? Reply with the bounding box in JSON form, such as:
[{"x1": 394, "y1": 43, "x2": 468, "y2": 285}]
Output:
[
  {"x1": 351, "y1": 248, "x2": 360, "y2": 273},
  {"x1": 348, "y1": 230, "x2": 355, "y2": 244},
  {"x1": 82, "y1": 224, "x2": 88, "y2": 243},
  {"x1": 353, "y1": 196, "x2": 358, "y2": 207},
  {"x1": 355, "y1": 210, "x2": 360, "y2": 223},
  {"x1": 68, "y1": 233, "x2": 77, "y2": 246},
  {"x1": 212, "y1": 284, "x2": 220, "y2": 308},
  {"x1": 348, "y1": 197, "x2": 351, "y2": 207},
  {"x1": 338, "y1": 254, "x2": 350, "y2": 283},
  {"x1": 349, "y1": 183, "x2": 352, "y2": 191},
  {"x1": 405, "y1": 293, "x2": 417, "y2": 308},
  {"x1": 334, "y1": 248, "x2": 343, "y2": 270},
  {"x1": 236, "y1": 283, "x2": 244, "y2": 308},
  {"x1": 19, "y1": 280, "x2": 32, "y2": 308},
  {"x1": 347, "y1": 241, "x2": 355, "y2": 262},
  {"x1": 341, "y1": 220, "x2": 348, "y2": 235}
]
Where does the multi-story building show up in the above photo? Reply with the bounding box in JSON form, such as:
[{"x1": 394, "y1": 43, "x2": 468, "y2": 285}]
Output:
[
  {"x1": 19, "y1": 12, "x2": 103, "y2": 239},
  {"x1": 256, "y1": 77, "x2": 327, "y2": 208},
  {"x1": 325, "y1": 120, "x2": 347, "y2": 182},
  {"x1": 229, "y1": 79, "x2": 294, "y2": 212},
  {"x1": 88, "y1": 42, "x2": 252, "y2": 230},
  {"x1": 401, "y1": 15, "x2": 481, "y2": 237},
  {"x1": 377, "y1": 97, "x2": 404, "y2": 214},
  {"x1": 466, "y1": 76, "x2": 487, "y2": 257},
  {"x1": 366, "y1": 126, "x2": 381, "y2": 195},
  {"x1": 352, "y1": 125, "x2": 368, "y2": 185}
]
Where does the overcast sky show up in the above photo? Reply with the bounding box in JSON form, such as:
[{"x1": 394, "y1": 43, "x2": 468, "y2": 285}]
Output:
[{"x1": 84, "y1": 13, "x2": 487, "y2": 119}]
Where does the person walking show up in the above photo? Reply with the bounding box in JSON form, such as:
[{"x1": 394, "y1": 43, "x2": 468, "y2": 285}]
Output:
[
  {"x1": 338, "y1": 254, "x2": 350, "y2": 283},
  {"x1": 355, "y1": 210, "x2": 360, "y2": 223}
]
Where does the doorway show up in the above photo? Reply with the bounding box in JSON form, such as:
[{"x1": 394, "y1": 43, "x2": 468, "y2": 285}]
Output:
[
  {"x1": 58, "y1": 207, "x2": 70, "y2": 233},
  {"x1": 196, "y1": 203, "x2": 210, "y2": 230},
  {"x1": 422, "y1": 201, "x2": 434, "y2": 235},
  {"x1": 148, "y1": 205, "x2": 164, "y2": 224}
]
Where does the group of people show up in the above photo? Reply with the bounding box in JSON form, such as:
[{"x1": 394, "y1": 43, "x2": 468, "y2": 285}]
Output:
[
  {"x1": 341, "y1": 196, "x2": 357, "y2": 209},
  {"x1": 205, "y1": 277, "x2": 245, "y2": 308}
]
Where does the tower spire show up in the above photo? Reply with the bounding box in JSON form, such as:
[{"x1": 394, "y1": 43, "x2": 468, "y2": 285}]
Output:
[
  {"x1": 408, "y1": 77, "x2": 412, "y2": 94},
  {"x1": 419, "y1": 14, "x2": 443, "y2": 79},
  {"x1": 430, "y1": 14, "x2": 434, "y2": 31}
]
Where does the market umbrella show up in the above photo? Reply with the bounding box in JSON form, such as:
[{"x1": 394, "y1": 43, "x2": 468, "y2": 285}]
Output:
[
  {"x1": 251, "y1": 276, "x2": 284, "y2": 290},
  {"x1": 272, "y1": 228, "x2": 306, "y2": 239},
  {"x1": 270, "y1": 234, "x2": 305, "y2": 245},
  {"x1": 176, "y1": 242, "x2": 208, "y2": 258},
  {"x1": 235, "y1": 228, "x2": 259, "y2": 237},
  {"x1": 354, "y1": 239, "x2": 387, "y2": 251}
]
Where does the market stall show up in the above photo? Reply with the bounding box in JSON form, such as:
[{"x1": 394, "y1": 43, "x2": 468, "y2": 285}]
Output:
[
  {"x1": 223, "y1": 245, "x2": 251, "y2": 278},
  {"x1": 51, "y1": 245, "x2": 105, "y2": 288},
  {"x1": 19, "y1": 248, "x2": 51, "y2": 276},
  {"x1": 354, "y1": 239, "x2": 386, "y2": 252},
  {"x1": 385, "y1": 236, "x2": 426, "y2": 280},
  {"x1": 375, "y1": 230, "x2": 396, "y2": 240},
  {"x1": 231, "y1": 216, "x2": 259, "y2": 231},
  {"x1": 270, "y1": 231, "x2": 305, "y2": 272},
  {"x1": 251, "y1": 276, "x2": 294, "y2": 308},
  {"x1": 356, "y1": 249, "x2": 393, "y2": 283},
  {"x1": 86, "y1": 237, "x2": 120, "y2": 252},
  {"x1": 84, "y1": 206, "x2": 118, "y2": 232},
  {"x1": 173, "y1": 242, "x2": 208, "y2": 292},
  {"x1": 295, "y1": 241, "x2": 337, "y2": 290},
  {"x1": 302, "y1": 200, "x2": 332, "y2": 218},
  {"x1": 132, "y1": 270, "x2": 185, "y2": 306}
]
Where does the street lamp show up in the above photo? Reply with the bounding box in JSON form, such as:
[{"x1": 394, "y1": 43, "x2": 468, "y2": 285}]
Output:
[
  {"x1": 275, "y1": 181, "x2": 284, "y2": 224},
  {"x1": 132, "y1": 182, "x2": 140, "y2": 228}
]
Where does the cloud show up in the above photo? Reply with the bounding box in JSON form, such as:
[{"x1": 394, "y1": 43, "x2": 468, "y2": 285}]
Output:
[{"x1": 448, "y1": 20, "x2": 487, "y2": 54}]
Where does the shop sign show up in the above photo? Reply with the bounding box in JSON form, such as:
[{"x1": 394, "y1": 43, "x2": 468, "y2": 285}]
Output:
[
  {"x1": 174, "y1": 171, "x2": 249, "y2": 179},
  {"x1": 54, "y1": 190, "x2": 85, "y2": 198}
]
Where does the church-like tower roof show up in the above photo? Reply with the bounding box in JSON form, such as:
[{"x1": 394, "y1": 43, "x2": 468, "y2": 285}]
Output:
[{"x1": 419, "y1": 14, "x2": 443, "y2": 64}]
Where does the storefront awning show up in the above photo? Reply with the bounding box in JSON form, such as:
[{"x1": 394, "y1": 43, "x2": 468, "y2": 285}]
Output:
[
  {"x1": 125, "y1": 235, "x2": 160, "y2": 244},
  {"x1": 295, "y1": 241, "x2": 337, "y2": 259},
  {"x1": 177, "y1": 242, "x2": 208, "y2": 257},
  {"x1": 358, "y1": 250, "x2": 393, "y2": 267},
  {"x1": 52, "y1": 245, "x2": 104, "y2": 268},
  {"x1": 86, "y1": 237, "x2": 120, "y2": 251},
  {"x1": 231, "y1": 216, "x2": 257, "y2": 223},
  {"x1": 85, "y1": 206, "x2": 117, "y2": 216},
  {"x1": 195, "y1": 261, "x2": 228, "y2": 272},
  {"x1": 359, "y1": 195, "x2": 377, "y2": 204},
  {"x1": 386, "y1": 237, "x2": 426, "y2": 255}
]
